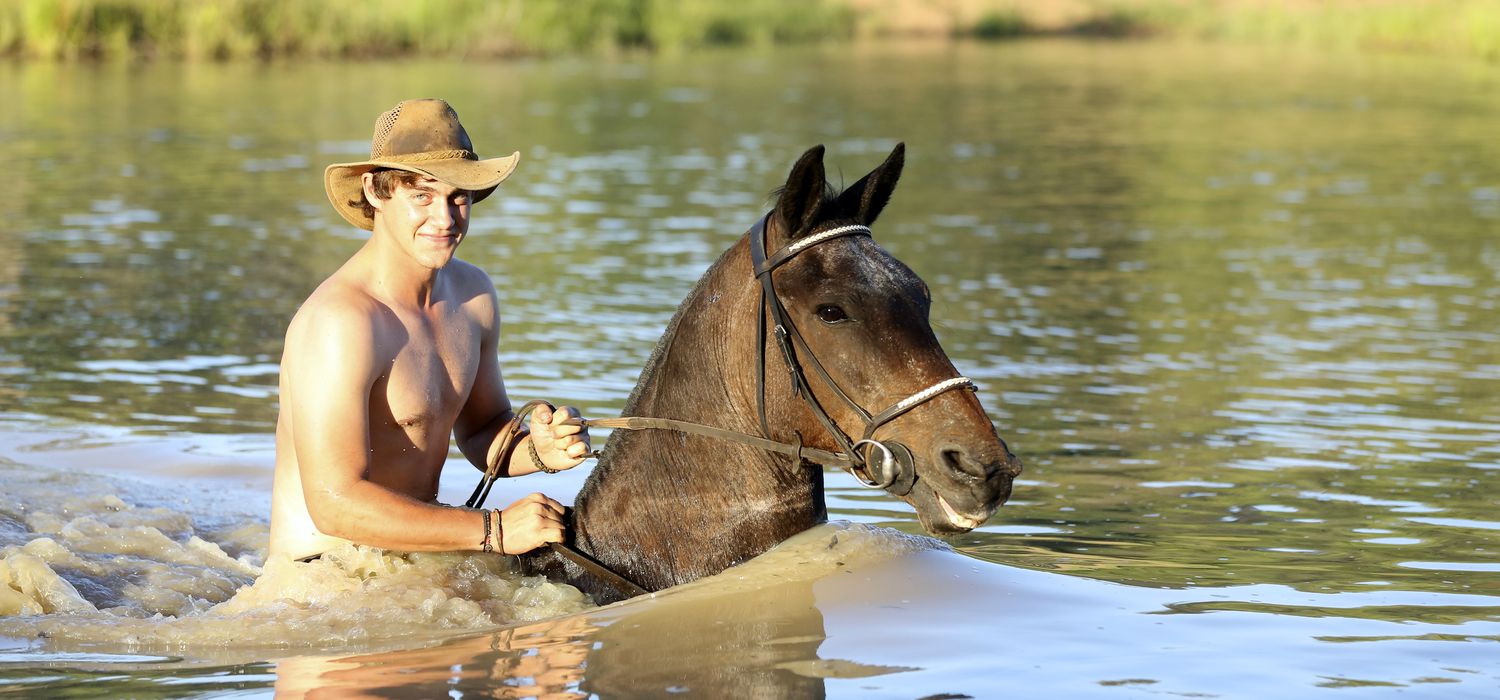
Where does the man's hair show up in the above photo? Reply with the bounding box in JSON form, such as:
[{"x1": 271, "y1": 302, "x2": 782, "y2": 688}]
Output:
[{"x1": 349, "y1": 168, "x2": 425, "y2": 221}]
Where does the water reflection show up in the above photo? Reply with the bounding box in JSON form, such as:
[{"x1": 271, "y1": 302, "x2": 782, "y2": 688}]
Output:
[
  {"x1": 580, "y1": 582, "x2": 828, "y2": 697},
  {"x1": 273, "y1": 617, "x2": 598, "y2": 699},
  {"x1": 268, "y1": 528, "x2": 935, "y2": 699},
  {"x1": 263, "y1": 578, "x2": 873, "y2": 699}
]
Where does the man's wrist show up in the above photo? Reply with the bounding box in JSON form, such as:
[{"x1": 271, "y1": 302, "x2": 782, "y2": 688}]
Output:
[
  {"x1": 479, "y1": 507, "x2": 505, "y2": 554},
  {"x1": 492, "y1": 508, "x2": 505, "y2": 554},
  {"x1": 490, "y1": 425, "x2": 530, "y2": 475},
  {"x1": 528, "y1": 433, "x2": 560, "y2": 474}
]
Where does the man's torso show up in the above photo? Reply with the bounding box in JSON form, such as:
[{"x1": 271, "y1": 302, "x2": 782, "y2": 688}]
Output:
[{"x1": 268, "y1": 262, "x2": 488, "y2": 560}]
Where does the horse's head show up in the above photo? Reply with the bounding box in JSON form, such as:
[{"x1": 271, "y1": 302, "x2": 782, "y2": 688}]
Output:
[{"x1": 758, "y1": 143, "x2": 1022, "y2": 535}]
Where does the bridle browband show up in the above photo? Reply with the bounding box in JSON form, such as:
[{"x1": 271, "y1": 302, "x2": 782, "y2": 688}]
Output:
[
  {"x1": 467, "y1": 212, "x2": 976, "y2": 598},
  {"x1": 747, "y1": 213, "x2": 977, "y2": 496}
]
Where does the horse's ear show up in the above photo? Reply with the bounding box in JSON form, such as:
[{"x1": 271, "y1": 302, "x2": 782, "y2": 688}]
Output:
[
  {"x1": 834, "y1": 142, "x2": 905, "y2": 226},
  {"x1": 774, "y1": 145, "x2": 826, "y2": 240}
]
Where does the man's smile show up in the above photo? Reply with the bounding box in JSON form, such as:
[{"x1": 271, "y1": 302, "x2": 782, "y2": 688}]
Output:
[{"x1": 418, "y1": 232, "x2": 460, "y2": 244}]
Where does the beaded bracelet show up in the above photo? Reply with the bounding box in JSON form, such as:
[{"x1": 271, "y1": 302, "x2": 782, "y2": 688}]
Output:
[
  {"x1": 480, "y1": 508, "x2": 493, "y2": 553},
  {"x1": 528, "y1": 433, "x2": 560, "y2": 474}
]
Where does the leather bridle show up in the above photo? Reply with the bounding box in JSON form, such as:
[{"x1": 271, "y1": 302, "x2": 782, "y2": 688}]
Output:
[{"x1": 748, "y1": 213, "x2": 977, "y2": 496}]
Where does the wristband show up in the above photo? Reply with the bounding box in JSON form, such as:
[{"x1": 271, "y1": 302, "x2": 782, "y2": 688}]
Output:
[{"x1": 529, "y1": 433, "x2": 560, "y2": 474}]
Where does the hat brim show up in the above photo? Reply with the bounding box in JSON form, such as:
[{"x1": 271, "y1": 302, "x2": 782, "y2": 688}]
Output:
[{"x1": 324, "y1": 152, "x2": 520, "y2": 231}]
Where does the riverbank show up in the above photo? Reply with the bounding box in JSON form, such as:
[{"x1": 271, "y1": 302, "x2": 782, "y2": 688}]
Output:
[{"x1": 4, "y1": 0, "x2": 1498, "y2": 61}]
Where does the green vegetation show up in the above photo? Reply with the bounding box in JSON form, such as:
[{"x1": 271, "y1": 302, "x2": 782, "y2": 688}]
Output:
[
  {"x1": 1124, "y1": 0, "x2": 1500, "y2": 60},
  {"x1": 3, "y1": 0, "x2": 1499, "y2": 61},
  {"x1": 0, "y1": 0, "x2": 854, "y2": 60},
  {"x1": 970, "y1": 11, "x2": 1030, "y2": 41},
  {"x1": 964, "y1": 1, "x2": 1500, "y2": 59}
]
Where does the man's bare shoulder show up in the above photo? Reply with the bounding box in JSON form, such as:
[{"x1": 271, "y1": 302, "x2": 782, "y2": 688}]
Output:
[
  {"x1": 445, "y1": 258, "x2": 499, "y2": 300},
  {"x1": 282, "y1": 275, "x2": 397, "y2": 372},
  {"x1": 444, "y1": 258, "x2": 501, "y2": 325}
]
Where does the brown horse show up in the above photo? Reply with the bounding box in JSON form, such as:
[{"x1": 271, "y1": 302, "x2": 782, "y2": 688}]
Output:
[{"x1": 521, "y1": 144, "x2": 1021, "y2": 602}]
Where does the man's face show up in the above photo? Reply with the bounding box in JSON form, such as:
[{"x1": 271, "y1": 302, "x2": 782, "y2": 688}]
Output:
[{"x1": 368, "y1": 174, "x2": 472, "y2": 269}]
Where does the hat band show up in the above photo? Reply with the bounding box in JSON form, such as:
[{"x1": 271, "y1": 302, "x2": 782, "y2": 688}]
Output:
[{"x1": 372, "y1": 148, "x2": 477, "y2": 163}]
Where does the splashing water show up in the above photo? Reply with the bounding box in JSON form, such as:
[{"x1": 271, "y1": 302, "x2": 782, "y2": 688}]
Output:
[{"x1": 0, "y1": 459, "x2": 593, "y2": 653}]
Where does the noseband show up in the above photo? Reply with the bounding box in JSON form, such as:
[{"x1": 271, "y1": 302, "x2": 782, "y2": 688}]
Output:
[{"x1": 749, "y1": 214, "x2": 976, "y2": 497}]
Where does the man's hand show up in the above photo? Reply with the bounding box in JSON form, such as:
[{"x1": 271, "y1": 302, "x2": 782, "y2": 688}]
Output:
[
  {"x1": 499, "y1": 492, "x2": 567, "y2": 554},
  {"x1": 529, "y1": 404, "x2": 591, "y2": 472}
]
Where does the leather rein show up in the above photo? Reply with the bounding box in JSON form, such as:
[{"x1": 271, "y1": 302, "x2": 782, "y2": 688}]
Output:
[{"x1": 466, "y1": 213, "x2": 976, "y2": 598}]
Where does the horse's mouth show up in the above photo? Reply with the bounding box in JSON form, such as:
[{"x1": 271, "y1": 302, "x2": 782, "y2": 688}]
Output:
[
  {"x1": 937, "y1": 493, "x2": 986, "y2": 530},
  {"x1": 908, "y1": 477, "x2": 1006, "y2": 535}
]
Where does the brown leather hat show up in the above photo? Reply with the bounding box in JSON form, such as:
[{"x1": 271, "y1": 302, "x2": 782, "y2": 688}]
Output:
[{"x1": 324, "y1": 99, "x2": 519, "y2": 231}]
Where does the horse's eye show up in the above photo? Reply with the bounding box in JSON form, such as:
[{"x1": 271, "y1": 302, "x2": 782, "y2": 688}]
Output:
[{"x1": 816, "y1": 304, "x2": 849, "y2": 324}]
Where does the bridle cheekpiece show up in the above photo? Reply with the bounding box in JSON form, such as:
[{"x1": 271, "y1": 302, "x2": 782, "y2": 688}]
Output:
[{"x1": 748, "y1": 213, "x2": 976, "y2": 496}]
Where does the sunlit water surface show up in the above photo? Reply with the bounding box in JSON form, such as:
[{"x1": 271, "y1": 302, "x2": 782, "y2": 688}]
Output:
[{"x1": 2, "y1": 41, "x2": 1499, "y2": 697}]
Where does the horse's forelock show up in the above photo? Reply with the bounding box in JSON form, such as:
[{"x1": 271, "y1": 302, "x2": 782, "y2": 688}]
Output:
[{"x1": 769, "y1": 181, "x2": 867, "y2": 238}]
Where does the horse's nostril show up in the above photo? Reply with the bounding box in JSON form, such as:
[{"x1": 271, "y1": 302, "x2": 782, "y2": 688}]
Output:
[
  {"x1": 939, "y1": 445, "x2": 992, "y2": 481},
  {"x1": 936, "y1": 443, "x2": 1022, "y2": 483}
]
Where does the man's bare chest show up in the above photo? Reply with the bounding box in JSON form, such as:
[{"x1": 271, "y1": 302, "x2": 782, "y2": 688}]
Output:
[{"x1": 374, "y1": 313, "x2": 480, "y2": 440}]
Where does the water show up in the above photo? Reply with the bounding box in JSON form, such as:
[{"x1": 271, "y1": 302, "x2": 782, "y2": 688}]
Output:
[{"x1": 3, "y1": 40, "x2": 1500, "y2": 696}]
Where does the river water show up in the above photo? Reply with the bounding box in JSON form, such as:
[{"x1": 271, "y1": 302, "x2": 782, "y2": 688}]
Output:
[{"x1": 2, "y1": 40, "x2": 1499, "y2": 697}]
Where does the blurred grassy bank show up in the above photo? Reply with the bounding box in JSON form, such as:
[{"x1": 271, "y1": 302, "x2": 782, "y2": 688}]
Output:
[{"x1": 4, "y1": 0, "x2": 1499, "y2": 61}]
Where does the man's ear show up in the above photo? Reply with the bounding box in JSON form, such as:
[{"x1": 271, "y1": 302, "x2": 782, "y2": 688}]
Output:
[{"x1": 361, "y1": 171, "x2": 385, "y2": 214}]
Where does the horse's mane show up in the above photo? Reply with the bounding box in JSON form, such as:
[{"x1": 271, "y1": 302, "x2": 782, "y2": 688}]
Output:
[
  {"x1": 607, "y1": 231, "x2": 738, "y2": 428},
  {"x1": 608, "y1": 179, "x2": 868, "y2": 451},
  {"x1": 607, "y1": 183, "x2": 836, "y2": 428}
]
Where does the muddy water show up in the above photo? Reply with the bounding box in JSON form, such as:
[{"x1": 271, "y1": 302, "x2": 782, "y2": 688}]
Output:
[{"x1": 3, "y1": 40, "x2": 1500, "y2": 697}]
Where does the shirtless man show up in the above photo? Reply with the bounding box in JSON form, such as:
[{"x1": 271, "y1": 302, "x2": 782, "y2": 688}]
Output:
[{"x1": 268, "y1": 99, "x2": 589, "y2": 562}]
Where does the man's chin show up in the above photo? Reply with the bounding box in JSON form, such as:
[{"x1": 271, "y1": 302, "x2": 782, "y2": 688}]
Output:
[{"x1": 418, "y1": 247, "x2": 460, "y2": 269}]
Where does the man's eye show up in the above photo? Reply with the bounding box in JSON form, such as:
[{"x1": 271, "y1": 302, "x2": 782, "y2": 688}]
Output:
[
  {"x1": 816, "y1": 304, "x2": 849, "y2": 324},
  {"x1": 412, "y1": 193, "x2": 431, "y2": 203}
]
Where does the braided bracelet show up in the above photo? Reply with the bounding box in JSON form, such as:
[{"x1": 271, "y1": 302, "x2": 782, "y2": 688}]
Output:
[
  {"x1": 528, "y1": 433, "x2": 560, "y2": 474},
  {"x1": 493, "y1": 508, "x2": 504, "y2": 555},
  {"x1": 480, "y1": 508, "x2": 493, "y2": 553}
]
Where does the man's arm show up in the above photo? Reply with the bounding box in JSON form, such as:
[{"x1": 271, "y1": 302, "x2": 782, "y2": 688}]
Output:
[{"x1": 286, "y1": 298, "x2": 563, "y2": 553}]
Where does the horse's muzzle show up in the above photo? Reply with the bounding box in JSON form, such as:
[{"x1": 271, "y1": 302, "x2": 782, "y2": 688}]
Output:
[{"x1": 910, "y1": 439, "x2": 1021, "y2": 534}]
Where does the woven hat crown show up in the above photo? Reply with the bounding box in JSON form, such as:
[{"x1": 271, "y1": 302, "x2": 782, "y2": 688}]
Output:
[{"x1": 369, "y1": 99, "x2": 478, "y2": 163}]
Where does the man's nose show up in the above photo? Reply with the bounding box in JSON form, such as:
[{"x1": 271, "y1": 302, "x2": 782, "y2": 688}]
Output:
[{"x1": 430, "y1": 201, "x2": 456, "y2": 230}]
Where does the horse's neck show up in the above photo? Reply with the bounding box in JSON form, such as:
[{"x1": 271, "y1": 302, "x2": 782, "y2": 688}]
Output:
[
  {"x1": 626, "y1": 243, "x2": 760, "y2": 434},
  {"x1": 570, "y1": 236, "x2": 825, "y2": 589},
  {"x1": 590, "y1": 235, "x2": 788, "y2": 491}
]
